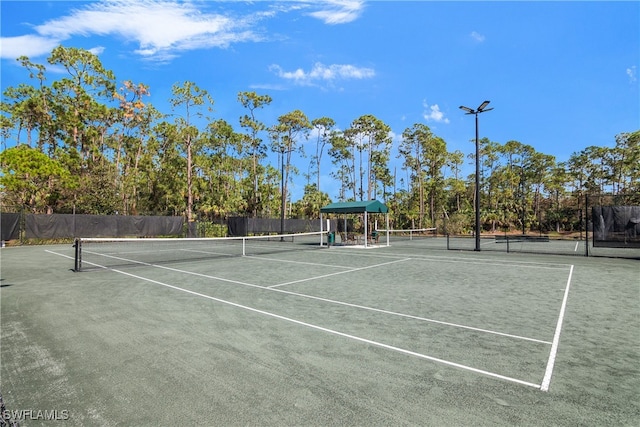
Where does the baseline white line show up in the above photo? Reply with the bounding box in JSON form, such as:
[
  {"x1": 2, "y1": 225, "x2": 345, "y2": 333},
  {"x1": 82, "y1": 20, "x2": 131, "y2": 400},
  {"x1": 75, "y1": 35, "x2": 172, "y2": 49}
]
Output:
[
  {"x1": 540, "y1": 264, "x2": 574, "y2": 392},
  {"x1": 110, "y1": 267, "x2": 543, "y2": 390},
  {"x1": 46, "y1": 249, "x2": 550, "y2": 344},
  {"x1": 269, "y1": 258, "x2": 411, "y2": 288}
]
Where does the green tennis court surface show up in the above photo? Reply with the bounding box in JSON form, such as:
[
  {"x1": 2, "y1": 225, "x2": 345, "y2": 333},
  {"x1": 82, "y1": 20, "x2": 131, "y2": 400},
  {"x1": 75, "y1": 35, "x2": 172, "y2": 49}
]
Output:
[{"x1": 1, "y1": 241, "x2": 638, "y2": 425}]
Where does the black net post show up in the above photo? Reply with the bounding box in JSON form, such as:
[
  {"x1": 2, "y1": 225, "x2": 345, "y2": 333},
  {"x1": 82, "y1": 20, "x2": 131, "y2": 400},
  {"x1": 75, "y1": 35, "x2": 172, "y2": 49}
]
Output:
[{"x1": 74, "y1": 238, "x2": 82, "y2": 272}]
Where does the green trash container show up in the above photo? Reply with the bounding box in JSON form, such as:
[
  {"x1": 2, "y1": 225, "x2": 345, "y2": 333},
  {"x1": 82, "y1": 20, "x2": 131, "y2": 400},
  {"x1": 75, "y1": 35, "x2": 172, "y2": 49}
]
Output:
[{"x1": 327, "y1": 231, "x2": 335, "y2": 245}]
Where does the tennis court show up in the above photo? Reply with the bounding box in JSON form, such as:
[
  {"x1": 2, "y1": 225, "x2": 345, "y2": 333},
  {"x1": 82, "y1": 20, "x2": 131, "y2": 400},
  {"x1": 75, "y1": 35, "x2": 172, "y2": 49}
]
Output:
[{"x1": 1, "y1": 235, "x2": 638, "y2": 425}]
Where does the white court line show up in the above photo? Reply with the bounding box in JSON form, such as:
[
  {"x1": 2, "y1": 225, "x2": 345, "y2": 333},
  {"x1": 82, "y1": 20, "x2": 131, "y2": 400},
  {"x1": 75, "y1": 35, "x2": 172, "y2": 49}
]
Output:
[
  {"x1": 574, "y1": 241, "x2": 580, "y2": 252},
  {"x1": 411, "y1": 254, "x2": 571, "y2": 270},
  {"x1": 129, "y1": 260, "x2": 550, "y2": 345},
  {"x1": 146, "y1": 260, "x2": 551, "y2": 345},
  {"x1": 85, "y1": 250, "x2": 261, "y2": 286},
  {"x1": 179, "y1": 248, "x2": 348, "y2": 268},
  {"x1": 109, "y1": 266, "x2": 543, "y2": 390},
  {"x1": 320, "y1": 249, "x2": 571, "y2": 270},
  {"x1": 47, "y1": 249, "x2": 552, "y2": 345},
  {"x1": 48, "y1": 249, "x2": 548, "y2": 387},
  {"x1": 540, "y1": 264, "x2": 574, "y2": 392},
  {"x1": 46, "y1": 249, "x2": 75, "y2": 259},
  {"x1": 246, "y1": 255, "x2": 354, "y2": 269},
  {"x1": 179, "y1": 248, "x2": 251, "y2": 258},
  {"x1": 407, "y1": 256, "x2": 568, "y2": 271},
  {"x1": 269, "y1": 258, "x2": 411, "y2": 288}
]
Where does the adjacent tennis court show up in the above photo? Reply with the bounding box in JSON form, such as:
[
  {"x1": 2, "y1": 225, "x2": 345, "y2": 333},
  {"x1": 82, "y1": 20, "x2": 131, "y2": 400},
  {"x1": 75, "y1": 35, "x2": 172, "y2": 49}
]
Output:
[{"x1": 1, "y1": 236, "x2": 638, "y2": 425}]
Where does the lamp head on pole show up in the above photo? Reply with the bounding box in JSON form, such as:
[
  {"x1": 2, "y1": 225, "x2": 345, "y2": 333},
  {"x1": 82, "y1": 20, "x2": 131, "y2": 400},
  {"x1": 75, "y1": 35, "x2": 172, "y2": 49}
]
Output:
[
  {"x1": 477, "y1": 100, "x2": 493, "y2": 113},
  {"x1": 459, "y1": 101, "x2": 493, "y2": 115},
  {"x1": 459, "y1": 105, "x2": 474, "y2": 114}
]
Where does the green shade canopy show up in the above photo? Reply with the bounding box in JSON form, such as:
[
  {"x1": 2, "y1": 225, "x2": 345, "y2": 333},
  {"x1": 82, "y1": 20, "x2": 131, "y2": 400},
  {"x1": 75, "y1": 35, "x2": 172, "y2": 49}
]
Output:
[{"x1": 320, "y1": 200, "x2": 389, "y2": 214}]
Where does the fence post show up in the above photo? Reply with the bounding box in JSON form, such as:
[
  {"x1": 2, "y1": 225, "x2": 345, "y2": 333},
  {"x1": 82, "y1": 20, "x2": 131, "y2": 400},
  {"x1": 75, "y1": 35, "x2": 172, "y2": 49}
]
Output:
[{"x1": 584, "y1": 195, "x2": 589, "y2": 257}]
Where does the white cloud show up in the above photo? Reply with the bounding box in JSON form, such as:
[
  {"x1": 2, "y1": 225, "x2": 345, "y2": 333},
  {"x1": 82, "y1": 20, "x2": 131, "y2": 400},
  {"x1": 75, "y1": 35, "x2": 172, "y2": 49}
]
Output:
[
  {"x1": 249, "y1": 83, "x2": 287, "y2": 91},
  {"x1": 470, "y1": 31, "x2": 485, "y2": 43},
  {"x1": 422, "y1": 101, "x2": 450, "y2": 124},
  {"x1": 270, "y1": 62, "x2": 375, "y2": 86},
  {"x1": 1, "y1": 0, "x2": 263, "y2": 61},
  {"x1": 308, "y1": 0, "x2": 366, "y2": 24},
  {"x1": 0, "y1": 34, "x2": 62, "y2": 59},
  {"x1": 0, "y1": 1, "x2": 366, "y2": 63},
  {"x1": 88, "y1": 46, "x2": 105, "y2": 56},
  {"x1": 627, "y1": 66, "x2": 637, "y2": 83}
]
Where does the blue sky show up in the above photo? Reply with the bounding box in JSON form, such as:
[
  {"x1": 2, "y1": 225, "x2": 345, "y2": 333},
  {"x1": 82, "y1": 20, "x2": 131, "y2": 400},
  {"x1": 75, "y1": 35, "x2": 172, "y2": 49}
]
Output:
[{"x1": 1, "y1": 1, "x2": 639, "y2": 200}]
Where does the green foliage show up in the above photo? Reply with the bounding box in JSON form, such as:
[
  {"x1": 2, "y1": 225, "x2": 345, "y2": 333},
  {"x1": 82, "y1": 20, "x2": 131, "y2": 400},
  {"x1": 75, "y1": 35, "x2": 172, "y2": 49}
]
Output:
[
  {"x1": 0, "y1": 145, "x2": 71, "y2": 212},
  {"x1": 444, "y1": 211, "x2": 473, "y2": 235},
  {"x1": 1, "y1": 46, "x2": 638, "y2": 235},
  {"x1": 292, "y1": 184, "x2": 332, "y2": 219},
  {"x1": 269, "y1": 109, "x2": 312, "y2": 220}
]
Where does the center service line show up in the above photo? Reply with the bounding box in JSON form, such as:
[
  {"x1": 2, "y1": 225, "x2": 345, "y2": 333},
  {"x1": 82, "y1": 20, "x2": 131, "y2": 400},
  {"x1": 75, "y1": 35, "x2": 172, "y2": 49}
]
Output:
[{"x1": 109, "y1": 267, "x2": 542, "y2": 390}]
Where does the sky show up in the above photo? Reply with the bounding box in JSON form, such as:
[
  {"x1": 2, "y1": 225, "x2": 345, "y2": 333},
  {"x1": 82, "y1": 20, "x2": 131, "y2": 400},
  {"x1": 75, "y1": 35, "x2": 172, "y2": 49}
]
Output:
[{"x1": 1, "y1": 0, "x2": 639, "y2": 201}]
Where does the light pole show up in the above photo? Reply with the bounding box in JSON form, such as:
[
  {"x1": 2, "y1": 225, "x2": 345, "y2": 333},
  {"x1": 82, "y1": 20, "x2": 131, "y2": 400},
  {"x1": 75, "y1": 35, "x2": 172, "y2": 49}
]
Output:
[
  {"x1": 459, "y1": 100, "x2": 493, "y2": 251},
  {"x1": 279, "y1": 145, "x2": 293, "y2": 241},
  {"x1": 519, "y1": 165, "x2": 526, "y2": 236}
]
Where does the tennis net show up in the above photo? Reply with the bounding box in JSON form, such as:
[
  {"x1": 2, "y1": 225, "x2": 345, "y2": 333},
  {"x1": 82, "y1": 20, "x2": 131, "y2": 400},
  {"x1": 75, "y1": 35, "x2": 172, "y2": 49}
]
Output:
[
  {"x1": 73, "y1": 231, "x2": 326, "y2": 271},
  {"x1": 376, "y1": 228, "x2": 437, "y2": 244}
]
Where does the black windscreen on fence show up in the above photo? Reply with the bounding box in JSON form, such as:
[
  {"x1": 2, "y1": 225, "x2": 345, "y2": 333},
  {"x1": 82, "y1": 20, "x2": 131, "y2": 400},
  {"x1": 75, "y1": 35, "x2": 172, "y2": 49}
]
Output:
[
  {"x1": 227, "y1": 217, "x2": 248, "y2": 237},
  {"x1": 4, "y1": 213, "x2": 338, "y2": 241},
  {"x1": 1, "y1": 213, "x2": 21, "y2": 241},
  {"x1": 227, "y1": 217, "x2": 336, "y2": 236},
  {"x1": 592, "y1": 206, "x2": 640, "y2": 248},
  {"x1": 24, "y1": 214, "x2": 184, "y2": 239}
]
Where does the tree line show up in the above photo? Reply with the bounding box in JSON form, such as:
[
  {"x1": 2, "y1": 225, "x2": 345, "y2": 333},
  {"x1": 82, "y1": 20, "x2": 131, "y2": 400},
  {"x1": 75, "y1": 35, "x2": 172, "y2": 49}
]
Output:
[{"x1": 1, "y1": 47, "x2": 638, "y2": 234}]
